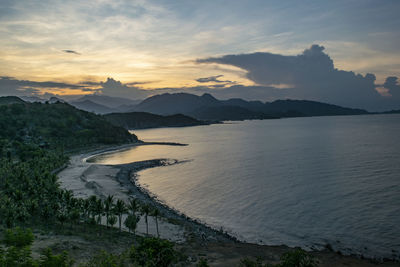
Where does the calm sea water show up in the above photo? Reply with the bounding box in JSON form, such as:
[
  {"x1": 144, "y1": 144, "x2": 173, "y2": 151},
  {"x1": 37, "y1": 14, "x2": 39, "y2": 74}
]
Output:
[{"x1": 95, "y1": 114, "x2": 400, "y2": 259}]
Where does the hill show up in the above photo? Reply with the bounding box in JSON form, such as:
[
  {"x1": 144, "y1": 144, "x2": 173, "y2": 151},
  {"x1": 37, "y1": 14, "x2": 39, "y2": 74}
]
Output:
[
  {"x1": 189, "y1": 105, "x2": 277, "y2": 121},
  {"x1": 131, "y1": 93, "x2": 369, "y2": 120},
  {"x1": 104, "y1": 112, "x2": 206, "y2": 129},
  {"x1": 70, "y1": 95, "x2": 142, "y2": 114},
  {"x1": 0, "y1": 96, "x2": 25, "y2": 105},
  {"x1": 131, "y1": 93, "x2": 219, "y2": 115},
  {"x1": 70, "y1": 99, "x2": 115, "y2": 114},
  {"x1": 75, "y1": 94, "x2": 140, "y2": 108},
  {"x1": 264, "y1": 99, "x2": 368, "y2": 117},
  {"x1": 382, "y1": 109, "x2": 400, "y2": 114},
  {"x1": 0, "y1": 97, "x2": 137, "y2": 151}
]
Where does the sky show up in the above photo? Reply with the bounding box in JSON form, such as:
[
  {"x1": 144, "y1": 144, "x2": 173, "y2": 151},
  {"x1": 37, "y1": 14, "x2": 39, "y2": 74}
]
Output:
[{"x1": 0, "y1": 0, "x2": 400, "y2": 111}]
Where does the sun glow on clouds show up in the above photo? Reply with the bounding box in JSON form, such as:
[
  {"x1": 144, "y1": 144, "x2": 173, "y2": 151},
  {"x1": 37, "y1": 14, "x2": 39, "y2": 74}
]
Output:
[{"x1": 0, "y1": 0, "x2": 399, "y2": 109}]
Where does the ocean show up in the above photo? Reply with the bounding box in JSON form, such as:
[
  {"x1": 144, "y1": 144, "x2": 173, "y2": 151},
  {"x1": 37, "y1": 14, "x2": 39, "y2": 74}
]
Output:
[{"x1": 94, "y1": 114, "x2": 400, "y2": 259}]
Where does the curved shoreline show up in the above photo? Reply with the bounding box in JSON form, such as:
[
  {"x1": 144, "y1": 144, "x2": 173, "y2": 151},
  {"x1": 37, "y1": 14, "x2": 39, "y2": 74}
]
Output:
[{"x1": 58, "y1": 142, "x2": 400, "y2": 265}]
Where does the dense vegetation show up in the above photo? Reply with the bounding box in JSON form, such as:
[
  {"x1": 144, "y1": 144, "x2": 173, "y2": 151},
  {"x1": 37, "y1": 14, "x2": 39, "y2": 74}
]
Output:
[
  {"x1": 1, "y1": 227, "x2": 186, "y2": 266},
  {"x1": 0, "y1": 97, "x2": 137, "y2": 151},
  {"x1": 0, "y1": 97, "x2": 142, "y2": 264},
  {"x1": 0, "y1": 97, "x2": 137, "y2": 228}
]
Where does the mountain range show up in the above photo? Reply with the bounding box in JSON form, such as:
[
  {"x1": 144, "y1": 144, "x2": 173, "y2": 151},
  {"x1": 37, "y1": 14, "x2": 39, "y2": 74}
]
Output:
[
  {"x1": 20, "y1": 92, "x2": 373, "y2": 121},
  {"x1": 130, "y1": 93, "x2": 368, "y2": 120}
]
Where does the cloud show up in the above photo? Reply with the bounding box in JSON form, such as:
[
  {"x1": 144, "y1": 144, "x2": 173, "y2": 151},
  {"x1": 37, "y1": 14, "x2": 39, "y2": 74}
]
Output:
[
  {"x1": 197, "y1": 44, "x2": 400, "y2": 111},
  {"x1": 62, "y1": 50, "x2": 81, "y2": 55},
  {"x1": 196, "y1": 75, "x2": 225, "y2": 83},
  {"x1": 99, "y1": 77, "x2": 150, "y2": 99},
  {"x1": 195, "y1": 75, "x2": 237, "y2": 89},
  {"x1": 0, "y1": 76, "x2": 150, "y2": 99},
  {"x1": 0, "y1": 76, "x2": 90, "y2": 96},
  {"x1": 383, "y1": 76, "x2": 400, "y2": 99}
]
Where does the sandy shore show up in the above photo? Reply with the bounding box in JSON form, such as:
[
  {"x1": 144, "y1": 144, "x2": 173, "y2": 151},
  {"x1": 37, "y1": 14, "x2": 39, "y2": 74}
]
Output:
[
  {"x1": 57, "y1": 142, "x2": 399, "y2": 266},
  {"x1": 58, "y1": 143, "x2": 188, "y2": 242}
]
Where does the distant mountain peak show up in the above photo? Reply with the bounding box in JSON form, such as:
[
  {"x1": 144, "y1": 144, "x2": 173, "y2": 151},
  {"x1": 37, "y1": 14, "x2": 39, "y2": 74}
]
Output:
[
  {"x1": 49, "y1": 96, "x2": 65, "y2": 103},
  {"x1": 201, "y1": 93, "x2": 217, "y2": 101}
]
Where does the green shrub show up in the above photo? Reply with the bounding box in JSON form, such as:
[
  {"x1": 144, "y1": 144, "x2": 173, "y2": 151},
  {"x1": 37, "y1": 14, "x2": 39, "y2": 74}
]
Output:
[
  {"x1": 239, "y1": 257, "x2": 268, "y2": 267},
  {"x1": 129, "y1": 237, "x2": 179, "y2": 267},
  {"x1": 0, "y1": 245, "x2": 35, "y2": 267},
  {"x1": 84, "y1": 250, "x2": 125, "y2": 267},
  {"x1": 39, "y1": 248, "x2": 73, "y2": 267},
  {"x1": 279, "y1": 248, "x2": 316, "y2": 267},
  {"x1": 4, "y1": 227, "x2": 34, "y2": 248}
]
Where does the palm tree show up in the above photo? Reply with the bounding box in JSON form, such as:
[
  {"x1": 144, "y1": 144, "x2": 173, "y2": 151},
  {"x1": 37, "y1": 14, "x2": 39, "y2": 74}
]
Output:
[
  {"x1": 88, "y1": 195, "x2": 98, "y2": 221},
  {"x1": 127, "y1": 198, "x2": 140, "y2": 216},
  {"x1": 108, "y1": 215, "x2": 117, "y2": 229},
  {"x1": 151, "y1": 206, "x2": 161, "y2": 237},
  {"x1": 104, "y1": 195, "x2": 114, "y2": 228},
  {"x1": 114, "y1": 199, "x2": 127, "y2": 232},
  {"x1": 140, "y1": 203, "x2": 151, "y2": 236},
  {"x1": 82, "y1": 198, "x2": 91, "y2": 231},
  {"x1": 63, "y1": 190, "x2": 74, "y2": 211},
  {"x1": 94, "y1": 198, "x2": 104, "y2": 235}
]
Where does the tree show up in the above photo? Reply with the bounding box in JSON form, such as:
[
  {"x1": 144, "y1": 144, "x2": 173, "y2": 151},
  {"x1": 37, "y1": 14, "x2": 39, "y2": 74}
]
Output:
[
  {"x1": 57, "y1": 212, "x2": 68, "y2": 228},
  {"x1": 108, "y1": 215, "x2": 117, "y2": 229},
  {"x1": 140, "y1": 204, "x2": 151, "y2": 236},
  {"x1": 114, "y1": 199, "x2": 127, "y2": 232},
  {"x1": 151, "y1": 206, "x2": 161, "y2": 238},
  {"x1": 82, "y1": 198, "x2": 91, "y2": 229},
  {"x1": 129, "y1": 237, "x2": 179, "y2": 267},
  {"x1": 127, "y1": 198, "x2": 140, "y2": 216},
  {"x1": 94, "y1": 198, "x2": 104, "y2": 227},
  {"x1": 69, "y1": 208, "x2": 80, "y2": 229},
  {"x1": 88, "y1": 195, "x2": 98, "y2": 221},
  {"x1": 124, "y1": 214, "x2": 139, "y2": 236},
  {"x1": 104, "y1": 195, "x2": 114, "y2": 229}
]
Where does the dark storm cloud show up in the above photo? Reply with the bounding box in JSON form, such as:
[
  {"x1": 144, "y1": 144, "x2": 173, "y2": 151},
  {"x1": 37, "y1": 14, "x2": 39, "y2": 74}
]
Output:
[
  {"x1": 383, "y1": 76, "x2": 400, "y2": 99},
  {"x1": 197, "y1": 44, "x2": 399, "y2": 111},
  {"x1": 62, "y1": 50, "x2": 81, "y2": 55}
]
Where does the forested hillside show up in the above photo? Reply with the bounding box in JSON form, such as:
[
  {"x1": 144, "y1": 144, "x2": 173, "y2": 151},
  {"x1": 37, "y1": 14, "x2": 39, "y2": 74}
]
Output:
[
  {"x1": 0, "y1": 97, "x2": 137, "y2": 153},
  {"x1": 0, "y1": 96, "x2": 136, "y2": 240}
]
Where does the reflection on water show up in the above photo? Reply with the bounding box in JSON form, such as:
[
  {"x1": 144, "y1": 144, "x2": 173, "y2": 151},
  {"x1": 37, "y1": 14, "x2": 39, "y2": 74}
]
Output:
[
  {"x1": 90, "y1": 145, "x2": 188, "y2": 165},
  {"x1": 95, "y1": 115, "x2": 400, "y2": 259}
]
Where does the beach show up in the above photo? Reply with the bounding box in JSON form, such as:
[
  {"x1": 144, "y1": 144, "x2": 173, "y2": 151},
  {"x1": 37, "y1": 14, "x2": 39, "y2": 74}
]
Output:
[{"x1": 56, "y1": 142, "x2": 400, "y2": 266}]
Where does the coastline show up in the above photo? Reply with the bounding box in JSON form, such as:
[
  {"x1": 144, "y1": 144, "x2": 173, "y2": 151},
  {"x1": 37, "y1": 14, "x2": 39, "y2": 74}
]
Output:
[{"x1": 57, "y1": 142, "x2": 400, "y2": 266}]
